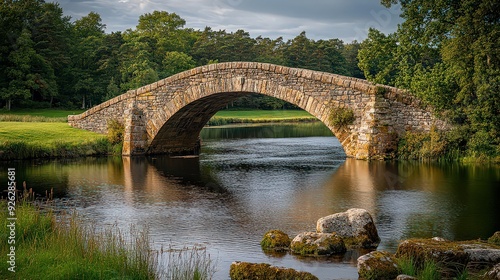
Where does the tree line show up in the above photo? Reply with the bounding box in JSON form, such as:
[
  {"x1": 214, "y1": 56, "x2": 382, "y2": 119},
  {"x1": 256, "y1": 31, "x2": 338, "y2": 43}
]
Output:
[{"x1": 0, "y1": 0, "x2": 362, "y2": 111}]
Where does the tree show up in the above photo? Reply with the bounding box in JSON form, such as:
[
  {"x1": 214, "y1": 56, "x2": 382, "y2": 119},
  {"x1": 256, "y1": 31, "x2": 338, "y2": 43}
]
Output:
[
  {"x1": 161, "y1": 51, "x2": 196, "y2": 78},
  {"x1": 371, "y1": 0, "x2": 500, "y2": 155},
  {"x1": 0, "y1": 29, "x2": 55, "y2": 109},
  {"x1": 357, "y1": 28, "x2": 398, "y2": 84}
]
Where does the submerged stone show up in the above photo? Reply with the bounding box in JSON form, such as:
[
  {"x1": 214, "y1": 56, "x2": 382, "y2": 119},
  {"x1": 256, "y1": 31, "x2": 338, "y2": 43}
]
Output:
[
  {"x1": 290, "y1": 232, "x2": 346, "y2": 256},
  {"x1": 260, "y1": 229, "x2": 291, "y2": 252},
  {"x1": 229, "y1": 261, "x2": 318, "y2": 280},
  {"x1": 357, "y1": 250, "x2": 399, "y2": 280},
  {"x1": 316, "y1": 208, "x2": 380, "y2": 248}
]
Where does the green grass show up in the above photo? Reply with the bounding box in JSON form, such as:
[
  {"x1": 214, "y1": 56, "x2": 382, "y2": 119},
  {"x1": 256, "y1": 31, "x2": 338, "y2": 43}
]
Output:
[
  {"x1": 0, "y1": 122, "x2": 116, "y2": 160},
  {"x1": 0, "y1": 108, "x2": 85, "y2": 118},
  {"x1": 0, "y1": 200, "x2": 156, "y2": 279},
  {"x1": 0, "y1": 109, "x2": 85, "y2": 122},
  {"x1": 208, "y1": 110, "x2": 317, "y2": 125}
]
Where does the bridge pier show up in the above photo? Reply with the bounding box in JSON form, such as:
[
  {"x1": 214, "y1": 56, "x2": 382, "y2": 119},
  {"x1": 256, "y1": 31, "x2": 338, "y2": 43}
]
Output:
[{"x1": 122, "y1": 102, "x2": 148, "y2": 156}]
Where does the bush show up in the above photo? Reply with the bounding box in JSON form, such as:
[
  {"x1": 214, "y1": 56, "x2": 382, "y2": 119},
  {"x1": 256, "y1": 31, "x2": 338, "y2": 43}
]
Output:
[
  {"x1": 329, "y1": 107, "x2": 355, "y2": 128},
  {"x1": 107, "y1": 119, "x2": 125, "y2": 144}
]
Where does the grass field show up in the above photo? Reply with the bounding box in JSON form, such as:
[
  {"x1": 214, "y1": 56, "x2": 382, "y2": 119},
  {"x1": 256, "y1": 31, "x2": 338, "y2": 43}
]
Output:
[
  {"x1": 0, "y1": 122, "x2": 115, "y2": 160},
  {"x1": 0, "y1": 108, "x2": 85, "y2": 118},
  {"x1": 208, "y1": 110, "x2": 317, "y2": 125},
  {"x1": 0, "y1": 108, "x2": 85, "y2": 122}
]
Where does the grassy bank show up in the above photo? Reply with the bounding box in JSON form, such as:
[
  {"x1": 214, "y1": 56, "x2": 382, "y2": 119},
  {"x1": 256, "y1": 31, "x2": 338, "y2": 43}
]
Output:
[
  {"x1": 0, "y1": 198, "x2": 216, "y2": 279},
  {"x1": 0, "y1": 122, "x2": 118, "y2": 160},
  {"x1": 207, "y1": 110, "x2": 317, "y2": 125}
]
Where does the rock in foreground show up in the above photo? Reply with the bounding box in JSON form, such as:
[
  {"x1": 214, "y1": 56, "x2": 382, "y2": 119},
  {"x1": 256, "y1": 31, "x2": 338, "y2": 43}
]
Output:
[
  {"x1": 290, "y1": 232, "x2": 346, "y2": 256},
  {"x1": 357, "y1": 250, "x2": 399, "y2": 280},
  {"x1": 229, "y1": 261, "x2": 318, "y2": 280},
  {"x1": 316, "y1": 208, "x2": 380, "y2": 248}
]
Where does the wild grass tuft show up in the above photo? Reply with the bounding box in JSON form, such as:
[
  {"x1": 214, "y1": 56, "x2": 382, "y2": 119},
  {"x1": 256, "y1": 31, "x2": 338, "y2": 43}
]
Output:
[{"x1": 161, "y1": 246, "x2": 217, "y2": 280}]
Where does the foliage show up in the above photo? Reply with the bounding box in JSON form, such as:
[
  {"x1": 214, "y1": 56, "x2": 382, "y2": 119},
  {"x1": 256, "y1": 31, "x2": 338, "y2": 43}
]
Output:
[
  {"x1": 329, "y1": 107, "x2": 355, "y2": 128},
  {"x1": 359, "y1": 0, "x2": 500, "y2": 160},
  {"x1": 107, "y1": 119, "x2": 125, "y2": 144}
]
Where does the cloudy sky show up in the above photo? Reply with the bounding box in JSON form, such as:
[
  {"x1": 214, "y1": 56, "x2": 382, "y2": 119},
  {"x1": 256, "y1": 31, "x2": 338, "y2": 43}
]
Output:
[{"x1": 56, "y1": 0, "x2": 403, "y2": 42}]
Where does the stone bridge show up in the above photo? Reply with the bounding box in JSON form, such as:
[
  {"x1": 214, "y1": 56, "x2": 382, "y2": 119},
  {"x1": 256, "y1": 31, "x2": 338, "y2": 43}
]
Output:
[{"x1": 68, "y1": 62, "x2": 447, "y2": 160}]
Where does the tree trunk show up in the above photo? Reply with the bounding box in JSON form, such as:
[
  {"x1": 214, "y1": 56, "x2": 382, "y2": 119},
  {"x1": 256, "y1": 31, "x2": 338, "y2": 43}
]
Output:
[
  {"x1": 81, "y1": 95, "x2": 85, "y2": 109},
  {"x1": 7, "y1": 99, "x2": 11, "y2": 111},
  {"x1": 50, "y1": 96, "x2": 53, "y2": 107}
]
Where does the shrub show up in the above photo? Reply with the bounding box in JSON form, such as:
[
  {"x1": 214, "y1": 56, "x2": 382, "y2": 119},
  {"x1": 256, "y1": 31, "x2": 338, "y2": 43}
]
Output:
[
  {"x1": 329, "y1": 107, "x2": 355, "y2": 128},
  {"x1": 107, "y1": 119, "x2": 125, "y2": 144}
]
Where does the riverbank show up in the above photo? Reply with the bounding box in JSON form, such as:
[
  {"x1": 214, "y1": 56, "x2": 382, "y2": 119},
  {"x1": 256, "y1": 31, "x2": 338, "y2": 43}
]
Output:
[
  {"x1": 0, "y1": 122, "x2": 119, "y2": 160},
  {"x1": 0, "y1": 194, "x2": 215, "y2": 279},
  {"x1": 207, "y1": 109, "x2": 317, "y2": 125}
]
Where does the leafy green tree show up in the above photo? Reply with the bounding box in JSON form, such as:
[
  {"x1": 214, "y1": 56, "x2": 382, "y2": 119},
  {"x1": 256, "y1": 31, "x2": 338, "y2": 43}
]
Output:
[
  {"x1": 0, "y1": 29, "x2": 55, "y2": 109},
  {"x1": 357, "y1": 28, "x2": 398, "y2": 84},
  {"x1": 161, "y1": 51, "x2": 196, "y2": 77},
  {"x1": 368, "y1": 0, "x2": 500, "y2": 156}
]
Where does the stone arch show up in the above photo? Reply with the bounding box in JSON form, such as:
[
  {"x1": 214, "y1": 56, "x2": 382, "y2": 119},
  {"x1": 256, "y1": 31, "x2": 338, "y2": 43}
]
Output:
[
  {"x1": 68, "y1": 62, "x2": 447, "y2": 160},
  {"x1": 145, "y1": 76, "x2": 344, "y2": 155}
]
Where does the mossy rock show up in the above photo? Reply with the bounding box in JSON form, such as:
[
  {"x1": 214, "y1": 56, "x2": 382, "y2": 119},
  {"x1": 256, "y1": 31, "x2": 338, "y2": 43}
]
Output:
[
  {"x1": 357, "y1": 250, "x2": 399, "y2": 280},
  {"x1": 395, "y1": 238, "x2": 468, "y2": 278},
  {"x1": 290, "y1": 232, "x2": 346, "y2": 257},
  {"x1": 260, "y1": 229, "x2": 291, "y2": 252},
  {"x1": 229, "y1": 261, "x2": 318, "y2": 280},
  {"x1": 488, "y1": 231, "x2": 500, "y2": 246}
]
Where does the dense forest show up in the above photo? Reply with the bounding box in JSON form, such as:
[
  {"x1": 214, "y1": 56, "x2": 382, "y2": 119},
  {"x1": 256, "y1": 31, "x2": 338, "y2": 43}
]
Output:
[
  {"x1": 0, "y1": 0, "x2": 498, "y2": 159},
  {"x1": 0, "y1": 0, "x2": 363, "y2": 110}
]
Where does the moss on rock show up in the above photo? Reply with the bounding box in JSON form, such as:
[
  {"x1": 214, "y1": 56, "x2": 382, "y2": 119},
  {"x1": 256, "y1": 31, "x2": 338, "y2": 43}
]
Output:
[
  {"x1": 290, "y1": 232, "x2": 346, "y2": 257},
  {"x1": 488, "y1": 231, "x2": 500, "y2": 246},
  {"x1": 357, "y1": 250, "x2": 399, "y2": 280},
  {"x1": 229, "y1": 261, "x2": 318, "y2": 280},
  {"x1": 260, "y1": 229, "x2": 291, "y2": 252},
  {"x1": 395, "y1": 238, "x2": 468, "y2": 277}
]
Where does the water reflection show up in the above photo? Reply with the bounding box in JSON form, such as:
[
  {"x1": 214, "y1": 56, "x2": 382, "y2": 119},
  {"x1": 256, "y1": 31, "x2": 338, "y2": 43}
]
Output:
[{"x1": 1, "y1": 124, "x2": 499, "y2": 280}]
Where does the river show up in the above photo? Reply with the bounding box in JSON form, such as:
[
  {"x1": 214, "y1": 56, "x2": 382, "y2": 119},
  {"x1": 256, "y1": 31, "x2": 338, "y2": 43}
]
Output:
[{"x1": 2, "y1": 122, "x2": 500, "y2": 279}]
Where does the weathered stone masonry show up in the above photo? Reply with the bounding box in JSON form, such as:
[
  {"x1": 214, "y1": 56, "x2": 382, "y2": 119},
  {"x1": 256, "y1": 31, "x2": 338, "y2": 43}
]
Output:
[{"x1": 68, "y1": 62, "x2": 447, "y2": 160}]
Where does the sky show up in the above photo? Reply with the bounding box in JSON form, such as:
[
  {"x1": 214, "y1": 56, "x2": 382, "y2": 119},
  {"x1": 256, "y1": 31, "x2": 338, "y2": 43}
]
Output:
[{"x1": 56, "y1": 0, "x2": 403, "y2": 42}]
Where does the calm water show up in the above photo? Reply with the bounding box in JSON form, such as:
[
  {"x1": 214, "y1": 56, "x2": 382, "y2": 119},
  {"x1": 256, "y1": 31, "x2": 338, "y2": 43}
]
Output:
[{"x1": 2, "y1": 122, "x2": 500, "y2": 279}]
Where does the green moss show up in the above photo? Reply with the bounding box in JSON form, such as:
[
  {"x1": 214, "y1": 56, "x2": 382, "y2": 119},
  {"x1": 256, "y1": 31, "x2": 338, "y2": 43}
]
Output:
[
  {"x1": 488, "y1": 231, "x2": 500, "y2": 246},
  {"x1": 376, "y1": 86, "x2": 389, "y2": 96},
  {"x1": 290, "y1": 233, "x2": 346, "y2": 256},
  {"x1": 358, "y1": 251, "x2": 399, "y2": 280},
  {"x1": 229, "y1": 262, "x2": 318, "y2": 280},
  {"x1": 329, "y1": 107, "x2": 355, "y2": 128},
  {"x1": 260, "y1": 230, "x2": 291, "y2": 252}
]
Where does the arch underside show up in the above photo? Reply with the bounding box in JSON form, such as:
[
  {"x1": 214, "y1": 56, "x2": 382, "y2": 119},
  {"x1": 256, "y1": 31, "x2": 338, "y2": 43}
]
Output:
[{"x1": 146, "y1": 91, "x2": 350, "y2": 156}]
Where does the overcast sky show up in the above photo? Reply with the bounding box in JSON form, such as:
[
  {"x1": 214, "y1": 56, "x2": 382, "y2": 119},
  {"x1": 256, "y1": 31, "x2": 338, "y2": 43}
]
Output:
[{"x1": 56, "y1": 0, "x2": 403, "y2": 42}]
